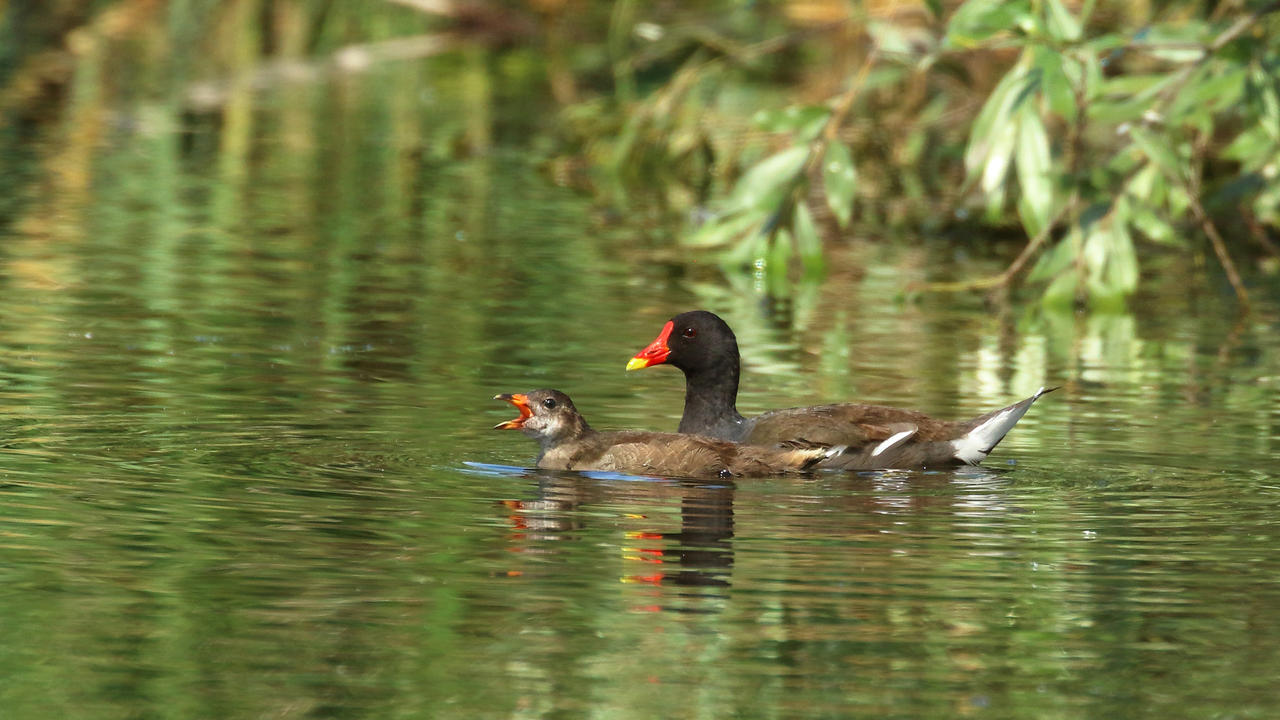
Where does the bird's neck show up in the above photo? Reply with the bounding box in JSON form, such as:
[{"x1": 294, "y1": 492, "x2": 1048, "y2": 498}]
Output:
[
  {"x1": 677, "y1": 360, "x2": 747, "y2": 441},
  {"x1": 534, "y1": 415, "x2": 593, "y2": 455}
]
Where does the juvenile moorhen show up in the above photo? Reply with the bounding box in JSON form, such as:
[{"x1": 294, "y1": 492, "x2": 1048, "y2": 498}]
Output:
[
  {"x1": 493, "y1": 389, "x2": 840, "y2": 478},
  {"x1": 626, "y1": 310, "x2": 1056, "y2": 469}
]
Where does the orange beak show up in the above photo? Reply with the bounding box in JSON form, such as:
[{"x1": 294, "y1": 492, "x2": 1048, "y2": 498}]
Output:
[
  {"x1": 626, "y1": 320, "x2": 673, "y2": 371},
  {"x1": 493, "y1": 393, "x2": 533, "y2": 429}
]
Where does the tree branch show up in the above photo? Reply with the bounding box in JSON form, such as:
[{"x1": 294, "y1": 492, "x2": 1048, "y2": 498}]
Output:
[{"x1": 1189, "y1": 192, "x2": 1251, "y2": 313}]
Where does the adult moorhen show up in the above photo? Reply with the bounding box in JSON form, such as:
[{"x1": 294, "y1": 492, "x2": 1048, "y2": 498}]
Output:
[
  {"x1": 626, "y1": 310, "x2": 1056, "y2": 469},
  {"x1": 494, "y1": 389, "x2": 842, "y2": 478}
]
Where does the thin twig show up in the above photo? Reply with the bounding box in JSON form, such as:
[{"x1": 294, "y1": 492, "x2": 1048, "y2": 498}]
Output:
[
  {"x1": 909, "y1": 191, "x2": 1078, "y2": 293},
  {"x1": 760, "y1": 45, "x2": 881, "y2": 249},
  {"x1": 1243, "y1": 209, "x2": 1280, "y2": 258},
  {"x1": 1181, "y1": 121, "x2": 1252, "y2": 311},
  {"x1": 1138, "y1": 4, "x2": 1277, "y2": 312},
  {"x1": 821, "y1": 48, "x2": 880, "y2": 146},
  {"x1": 627, "y1": 18, "x2": 854, "y2": 87},
  {"x1": 1154, "y1": 0, "x2": 1280, "y2": 108},
  {"x1": 916, "y1": 148, "x2": 1161, "y2": 295},
  {"x1": 619, "y1": 18, "x2": 857, "y2": 165},
  {"x1": 1189, "y1": 193, "x2": 1252, "y2": 313}
]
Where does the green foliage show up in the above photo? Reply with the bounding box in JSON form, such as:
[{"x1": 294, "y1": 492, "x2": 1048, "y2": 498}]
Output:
[
  {"x1": 822, "y1": 142, "x2": 857, "y2": 229},
  {"x1": 591, "y1": 1, "x2": 1279, "y2": 307},
  {"x1": 954, "y1": 1, "x2": 1278, "y2": 306},
  {"x1": 11, "y1": 0, "x2": 1273, "y2": 307},
  {"x1": 683, "y1": 119, "x2": 829, "y2": 278}
]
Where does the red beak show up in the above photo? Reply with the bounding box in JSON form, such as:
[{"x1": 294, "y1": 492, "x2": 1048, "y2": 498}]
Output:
[
  {"x1": 494, "y1": 393, "x2": 533, "y2": 429},
  {"x1": 626, "y1": 321, "x2": 673, "y2": 371}
]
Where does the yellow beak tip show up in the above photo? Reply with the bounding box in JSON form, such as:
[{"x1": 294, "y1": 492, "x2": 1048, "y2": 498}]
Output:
[{"x1": 625, "y1": 357, "x2": 649, "y2": 372}]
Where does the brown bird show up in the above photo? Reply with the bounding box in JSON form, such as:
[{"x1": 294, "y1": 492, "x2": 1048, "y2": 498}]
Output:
[
  {"x1": 493, "y1": 389, "x2": 841, "y2": 478},
  {"x1": 626, "y1": 310, "x2": 1056, "y2": 469}
]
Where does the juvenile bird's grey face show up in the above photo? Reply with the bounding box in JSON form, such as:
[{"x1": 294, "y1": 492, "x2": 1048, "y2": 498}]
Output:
[{"x1": 494, "y1": 389, "x2": 581, "y2": 444}]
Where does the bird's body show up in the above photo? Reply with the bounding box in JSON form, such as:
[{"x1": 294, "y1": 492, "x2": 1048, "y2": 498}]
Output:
[
  {"x1": 628, "y1": 311, "x2": 1055, "y2": 469},
  {"x1": 494, "y1": 389, "x2": 836, "y2": 478}
]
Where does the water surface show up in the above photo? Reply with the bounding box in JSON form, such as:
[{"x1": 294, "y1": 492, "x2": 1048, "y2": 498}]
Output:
[{"x1": 3, "y1": 62, "x2": 1280, "y2": 720}]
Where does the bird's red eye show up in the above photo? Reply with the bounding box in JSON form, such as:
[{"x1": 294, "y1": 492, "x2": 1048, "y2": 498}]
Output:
[{"x1": 682, "y1": 328, "x2": 697, "y2": 339}]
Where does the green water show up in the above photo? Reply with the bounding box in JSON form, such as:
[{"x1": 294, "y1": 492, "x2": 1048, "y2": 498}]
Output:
[{"x1": 3, "y1": 64, "x2": 1280, "y2": 719}]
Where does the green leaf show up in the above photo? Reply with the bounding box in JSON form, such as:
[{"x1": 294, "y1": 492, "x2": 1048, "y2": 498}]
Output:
[
  {"x1": 1129, "y1": 126, "x2": 1183, "y2": 184},
  {"x1": 966, "y1": 64, "x2": 1020, "y2": 172},
  {"x1": 1017, "y1": 194, "x2": 1043, "y2": 242},
  {"x1": 982, "y1": 124, "x2": 1017, "y2": 194},
  {"x1": 868, "y1": 20, "x2": 909, "y2": 56},
  {"x1": 822, "y1": 142, "x2": 857, "y2": 228},
  {"x1": 1086, "y1": 101, "x2": 1147, "y2": 125},
  {"x1": 1253, "y1": 67, "x2": 1280, "y2": 141},
  {"x1": 965, "y1": 77, "x2": 1013, "y2": 180},
  {"x1": 1101, "y1": 73, "x2": 1174, "y2": 95},
  {"x1": 1100, "y1": 145, "x2": 1142, "y2": 180},
  {"x1": 1087, "y1": 73, "x2": 1177, "y2": 124},
  {"x1": 869, "y1": 20, "x2": 934, "y2": 58},
  {"x1": 1140, "y1": 22, "x2": 1210, "y2": 63},
  {"x1": 1129, "y1": 206, "x2": 1181, "y2": 246},
  {"x1": 965, "y1": 60, "x2": 1039, "y2": 192},
  {"x1": 946, "y1": 0, "x2": 1032, "y2": 48},
  {"x1": 1106, "y1": 218, "x2": 1139, "y2": 294},
  {"x1": 1084, "y1": 33, "x2": 1127, "y2": 53},
  {"x1": 1015, "y1": 104, "x2": 1054, "y2": 237},
  {"x1": 1041, "y1": 268, "x2": 1079, "y2": 307},
  {"x1": 764, "y1": 229, "x2": 793, "y2": 297},
  {"x1": 1028, "y1": 235, "x2": 1075, "y2": 282},
  {"x1": 683, "y1": 210, "x2": 762, "y2": 248},
  {"x1": 1082, "y1": 220, "x2": 1108, "y2": 278},
  {"x1": 753, "y1": 105, "x2": 832, "y2": 141},
  {"x1": 1082, "y1": 214, "x2": 1138, "y2": 301},
  {"x1": 721, "y1": 227, "x2": 769, "y2": 270},
  {"x1": 982, "y1": 179, "x2": 1007, "y2": 222},
  {"x1": 792, "y1": 202, "x2": 826, "y2": 274},
  {"x1": 1033, "y1": 46, "x2": 1076, "y2": 120},
  {"x1": 1043, "y1": 0, "x2": 1081, "y2": 42},
  {"x1": 722, "y1": 145, "x2": 809, "y2": 214},
  {"x1": 1126, "y1": 163, "x2": 1168, "y2": 208},
  {"x1": 1164, "y1": 65, "x2": 1245, "y2": 127},
  {"x1": 1168, "y1": 184, "x2": 1190, "y2": 218},
  {"x1": 865, "y1": 66, "x2": 909, "y2": 92}
]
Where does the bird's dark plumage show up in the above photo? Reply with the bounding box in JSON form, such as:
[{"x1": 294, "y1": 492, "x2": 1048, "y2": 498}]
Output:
[
  {"x1": 494, "y1": 389, "x2": 837, "y2": 478},
  {"x1": 627, "y1": 311, "x2": 1055, "y2": 469}
]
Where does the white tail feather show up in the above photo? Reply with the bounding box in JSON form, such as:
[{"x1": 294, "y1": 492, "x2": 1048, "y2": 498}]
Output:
[{"x1": 950, "y1": 386, "x2": 1052, "y2": 465}]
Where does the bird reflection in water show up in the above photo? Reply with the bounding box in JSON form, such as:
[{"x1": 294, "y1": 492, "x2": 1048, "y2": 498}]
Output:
[{"x1": 497, "y1": 472, "x2": 736, "y2": 606}]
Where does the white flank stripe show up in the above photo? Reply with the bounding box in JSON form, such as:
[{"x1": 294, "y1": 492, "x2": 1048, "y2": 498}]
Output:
[{"x1": 871, "y1": 429, "x2": 916, "y2": 457}]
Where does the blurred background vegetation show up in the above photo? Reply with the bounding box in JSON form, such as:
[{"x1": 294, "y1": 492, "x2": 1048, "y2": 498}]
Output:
[{"x1": 2, "y1": 0, "x2": 1277, "y2": 309}]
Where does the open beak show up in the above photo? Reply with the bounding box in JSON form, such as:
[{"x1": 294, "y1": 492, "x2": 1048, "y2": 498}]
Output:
[
  {"x1": 626, "y1": 320, "x2": 673, "y2": 371},
  {"x1": 493, "y1": 393, "x2": 533, "y2": 429}
]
